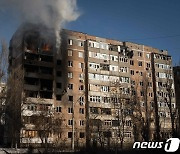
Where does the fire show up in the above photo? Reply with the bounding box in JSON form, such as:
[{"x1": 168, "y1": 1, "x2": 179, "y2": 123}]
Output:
[{"x1": 42, "y1": 43, "x2": 51, "y2": 51}]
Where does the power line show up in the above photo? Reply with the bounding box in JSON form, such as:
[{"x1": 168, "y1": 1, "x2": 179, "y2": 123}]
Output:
[{"x1": 123, "y1": 34, "x2": 180, "y2": 41}]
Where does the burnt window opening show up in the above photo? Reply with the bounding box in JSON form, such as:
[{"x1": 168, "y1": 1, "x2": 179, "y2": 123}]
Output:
[
  {"x1": 56, "y1": 95, "x2": 62, "y2": 101},
  {"x1": 25, "y1": 91, "x2": 38, "y2": 98},
  {"x1": 56, "y1": 83, "x2": 62, "y2": 89},
  {"x1": 39, "y1": 55, "x2": 53, "y2": 62},
  {"x1": 57, "y1": 60, "x2": 61, "y2": 65},
  {"x1": 24, "y1": 31, "x2": 54, "y2": 53},
  {"x1": 40, "y1": 79, "x2": 53, "y2": 91},
  {"x1": 57, "y1": 71, "x2": 62, "y2": 77},
  {"x1": 39, "y1": 67, "x2": 53, "y2": 75},
  {"x1": 24, "y1": 65, "x2": 39, "y2": 73},
  {"x1": 24, "y1": 52, "x2": 39, "y2": 61},
  {"x1": 24, "y1": 77, "x2": 39, "y2": 85},
  {"x1": 40, "y1": 91, "x2": 52, "y2": 99}
]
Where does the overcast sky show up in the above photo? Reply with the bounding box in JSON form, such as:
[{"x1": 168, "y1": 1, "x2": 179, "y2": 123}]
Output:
[{"x1": 0, "y1": 0, "x2": 180, "y2": 65}]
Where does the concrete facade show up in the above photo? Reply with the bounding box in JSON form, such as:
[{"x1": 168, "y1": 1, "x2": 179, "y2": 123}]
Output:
[{"x1": 6, "y1": 25, "x2": 176, "y2": 149}]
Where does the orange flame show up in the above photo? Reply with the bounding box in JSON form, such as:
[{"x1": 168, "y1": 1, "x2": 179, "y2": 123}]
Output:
[{"x1": 42, "y1": 44, "x2": 51, "y2": 51}]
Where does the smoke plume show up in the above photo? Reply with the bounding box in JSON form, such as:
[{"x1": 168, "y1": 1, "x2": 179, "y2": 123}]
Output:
[{"x1": 0, "y1": 0, "x2": 80, "y2": 49}]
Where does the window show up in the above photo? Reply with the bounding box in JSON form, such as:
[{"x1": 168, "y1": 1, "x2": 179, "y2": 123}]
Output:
[
  {"x1": 101, "y1": 108, "x2": 111, "y2": 115},
  {"x1": 68, "y1": 120, "x2": 73, "y2": 125},
  {"x1": 79, "y1": 73, "x2": 83, "y2": 79},
  {"x1": 147, "y1": 63, "x2": 151, "y2": 68},
  {"x1": 68, "y1": 61, "x2": 73, "y2": 67},
  {"x1": 56, "y1": 107, "x2": 61, "y2": 112},
  {"x1": 80, "y1": 120, "x2": 84, "y2": 126},
  {"x1": 68, "y1": 72, "x2": 73, "y2": 78},
  {"x1": 138, "y1": 52, "x2": 142, "y2": 57},
  {"x1": 146, "y1": 53, "x2": 150, "y2": 59},
  {"x1": 90, "y1": 107, "x2": 99, "y2": 114},
  {"x1": 130, "y1": 70, "x2": 134, "y2": 75},
  {"x1": 141, "y1": 91, "x2": 144, "y2": 96},
  {"x1": 79, "y1": 63, "x2": 84, "y2": 69},
  {"x1": 68, "y1": 96, "x2": 73, "y2": 101},
  {"x1": 79, "y1": 96, "x2": 84, "y2": 106},
  {"x1": 68, "y1": 50, "x2": 73, "y2": 56},
  {"x1": 130, "y1": 60, "x2": 134, "y2": 65},
  {"x1": 148, "y1": 82, "x2": 152, "y2": 87},
  {"x1": 79, "y1": 52, "x2": 83, "y2": 58},
  {"x1": 80, "y1": 132, "x2": 85, "y2": 138},
  {"x1": 138, "y1": 61, "x2": 143, "y2": 66},
  {"x1": 68, "y1": 132, "x2": 72, "y2": 138},
  {"x1": 139, "y1": 81, "x2": 143, "y2": 86},
  {"x1": 139, "y1": 72, "x2": 143, "y2": 76},
  {"x1": 79, "y1": 85, "x2": 84, "y2": 91},
  {"x1": 79, "y1": 108, "x2": 84, "y2": 114},
  {"x1": 68, "y1": 84, "x2": 73, "y2": 90},
  {"x1": 68, "y1": 39, "x2": 73, "y2": 45},
  {"x1": 68, "y1": 107, "x2": 73, "y2": 113},
  {"x1": 57, "y1": 71, "x2": 62, "y2": 77},
  {"x1": 149, "y1": 93, "x2": 153, "y2": 97},
  {"x1": 78, "y1": 41, "x2": 84, "y2": 47}
]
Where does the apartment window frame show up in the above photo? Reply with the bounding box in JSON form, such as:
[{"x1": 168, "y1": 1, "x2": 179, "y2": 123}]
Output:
[
  {"x1": 68, "y1": 72, "x2": 73, "y2": 78},
  {"x1": 138, "y1": 61, "x2": 143, "y2": 67},
  {"x1": 130, "y1": 60, "x2": 134, "y2": 65},
  {"x1": 79, "y1": 52, "x2": 84, "y2": 58},
  {"x1": 68, "y1": 107, "x2": 73, "y2": 114},
  {"x1": 68, "y1": 84, "x2": 73, "y2": 90},
  {"x1": 68, "y1": 50, "x2": 73, "y2": 56},
  {"x1": 68, "y1": 39, "x2": 73, "y2": 45},
  {"x1": 79, "y1": 108, "x2": 84, "y2": 114}
]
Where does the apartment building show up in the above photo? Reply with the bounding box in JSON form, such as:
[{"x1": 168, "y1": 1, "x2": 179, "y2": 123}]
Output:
[{"x1": 6, "y1": 24, "x2": 176, "y2": 149}]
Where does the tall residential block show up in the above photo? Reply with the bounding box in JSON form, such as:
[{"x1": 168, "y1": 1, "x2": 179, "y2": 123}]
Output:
[{"x1": 5, "y1": 24, "x2": 176, "y2": 149}]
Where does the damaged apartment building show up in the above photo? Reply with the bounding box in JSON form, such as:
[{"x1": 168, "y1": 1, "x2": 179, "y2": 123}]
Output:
[{"x1": 5, "y1": 23, "x2": 176, "y2": 149}]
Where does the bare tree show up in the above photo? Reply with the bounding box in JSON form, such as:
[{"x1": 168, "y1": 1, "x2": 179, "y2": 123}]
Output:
[
  {"x1": 0, "y1": 39, "x2": 8, "y2": 146},
  {"x1": 31, "y1": 104, "x2": 63, "y2": 152},
  {"x1": 129, "y1": 73, "x2": 153, "y2": 142},
  {"x1": 5, "y1": 66, "x2": 24, "y2": 148}
]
